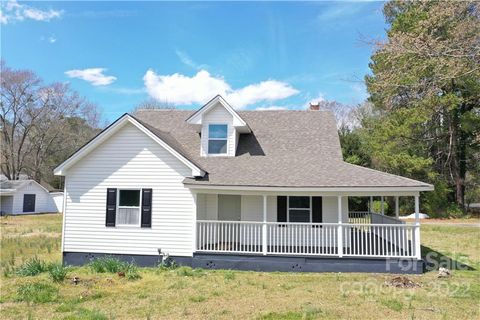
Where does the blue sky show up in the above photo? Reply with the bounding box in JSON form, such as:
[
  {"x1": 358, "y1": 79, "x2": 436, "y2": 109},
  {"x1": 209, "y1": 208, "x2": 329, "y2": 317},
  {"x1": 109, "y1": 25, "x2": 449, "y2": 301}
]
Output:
[{"x1": 1, "y1": 1, "x2": 387, "y2": 121}]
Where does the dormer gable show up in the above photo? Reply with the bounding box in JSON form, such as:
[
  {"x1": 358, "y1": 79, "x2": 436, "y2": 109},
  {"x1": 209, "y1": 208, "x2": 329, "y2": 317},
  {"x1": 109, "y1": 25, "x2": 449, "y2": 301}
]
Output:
[{"x1": 186, "y1": 95, "x2": 251, "y2": 157}]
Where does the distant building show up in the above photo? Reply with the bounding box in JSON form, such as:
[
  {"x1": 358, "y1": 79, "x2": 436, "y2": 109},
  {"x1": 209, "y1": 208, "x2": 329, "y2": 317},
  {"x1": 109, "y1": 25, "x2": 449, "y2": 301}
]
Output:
[{"x1": 0, "y1": 180, "x2": 63, "y2": 215}]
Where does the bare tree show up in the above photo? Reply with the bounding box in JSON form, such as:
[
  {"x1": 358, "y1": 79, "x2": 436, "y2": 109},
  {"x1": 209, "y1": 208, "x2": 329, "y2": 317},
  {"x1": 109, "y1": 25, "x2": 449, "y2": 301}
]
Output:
[
  {"x1": 313, "y1": 99, "x2": 362, "y2": 129},
  {"x1": 0, "y1": 62, "x2": 100, "y2": 182},
  {"x1": 132, "y1": 98, "x2": 176, "y2": 113}
]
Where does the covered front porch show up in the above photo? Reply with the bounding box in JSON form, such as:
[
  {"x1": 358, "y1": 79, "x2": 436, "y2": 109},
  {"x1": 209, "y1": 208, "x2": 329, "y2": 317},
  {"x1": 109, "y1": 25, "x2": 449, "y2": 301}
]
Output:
[{"x1": 193, "y1": 190, "x2": 423, "y2": 260}]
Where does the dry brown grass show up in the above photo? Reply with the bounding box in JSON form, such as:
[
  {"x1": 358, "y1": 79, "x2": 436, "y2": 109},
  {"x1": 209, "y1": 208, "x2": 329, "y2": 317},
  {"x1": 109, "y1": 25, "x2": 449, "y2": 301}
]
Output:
[{"x1": 0, "y1": 214, "x2": 479, "y2": 319}]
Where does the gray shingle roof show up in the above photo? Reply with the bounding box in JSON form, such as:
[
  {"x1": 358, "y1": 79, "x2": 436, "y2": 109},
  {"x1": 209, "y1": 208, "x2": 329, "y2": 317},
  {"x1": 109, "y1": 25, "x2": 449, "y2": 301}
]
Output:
[
  {"x1": 133, "y1": 109, "x2": 432, "y2": 189},
  {"x1": 0, "y1": 180, "x2": 30, "y2": 190}
]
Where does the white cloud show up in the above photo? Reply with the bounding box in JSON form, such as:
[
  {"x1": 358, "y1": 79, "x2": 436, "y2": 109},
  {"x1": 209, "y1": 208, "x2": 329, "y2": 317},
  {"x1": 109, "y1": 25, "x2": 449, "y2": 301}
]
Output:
[
  {"x1": 65, "y1": 68, "x2": 117, "y2": 86},
  {"x1": 143, "y1": 69, "x2": 299, "y2": 109},
  {"x1": 256, "y1": 106, "x2": 288, "y2": 111},
  {"x1": 227, "y1": 81, "x2": 298, "y2": 109},
  {"x1": 175, "y1": 50, "x2": 208, "y2": 70},
  {"x1": 0, "y1": 0, "x2": 63, "y2": 24}
]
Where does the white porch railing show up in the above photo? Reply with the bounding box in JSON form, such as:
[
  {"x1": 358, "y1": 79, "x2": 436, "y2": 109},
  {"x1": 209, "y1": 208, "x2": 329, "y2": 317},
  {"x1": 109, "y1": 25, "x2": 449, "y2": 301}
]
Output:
[
  {"x1": 348, "y1": 211, "x2": 371, "y2": 224},
  {"x1": 196, "y1": 221, "x2": 263, "y2": 254},
  {"x1": 342, "y1": 223, "x2": 415, "y2": 258},
  {"x1": 196, "y1": 220, "x2": 418, "y2": 258},
  {"x1": 266, "y1": 222, "x2": 339, "y2": 255}
]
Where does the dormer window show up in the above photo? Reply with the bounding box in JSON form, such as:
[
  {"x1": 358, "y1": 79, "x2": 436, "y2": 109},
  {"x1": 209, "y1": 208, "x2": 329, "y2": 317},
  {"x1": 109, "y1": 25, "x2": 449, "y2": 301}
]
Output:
[
  {"x1": 208, "y1": 124, "x2": 228, "y2": 155},
  {"x1": 186, "y1": 95, "x2": 251, "y2": 157}
]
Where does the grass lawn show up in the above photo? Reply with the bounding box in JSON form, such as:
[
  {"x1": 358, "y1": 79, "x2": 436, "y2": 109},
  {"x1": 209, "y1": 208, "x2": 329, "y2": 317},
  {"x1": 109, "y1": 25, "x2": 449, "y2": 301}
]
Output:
[{"x1": 1, "y1": 214, "x2": 479, "y2": 319}]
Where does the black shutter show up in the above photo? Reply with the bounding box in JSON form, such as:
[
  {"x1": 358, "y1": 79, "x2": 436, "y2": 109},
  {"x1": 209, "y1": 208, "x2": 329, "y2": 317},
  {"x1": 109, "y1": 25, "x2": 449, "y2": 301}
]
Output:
[
  {"x1": 277, "y1": 196, "x2": 287, "y2": 222},
  {"x1": 105, "y1": 188, "x2": 117, "y2": 227},
  {"x1": 141, "y1": 189, "x2": 152, "y2": 228},
  {"x1": 312, "y1": 196, "x2": 323, "y2": 223}
]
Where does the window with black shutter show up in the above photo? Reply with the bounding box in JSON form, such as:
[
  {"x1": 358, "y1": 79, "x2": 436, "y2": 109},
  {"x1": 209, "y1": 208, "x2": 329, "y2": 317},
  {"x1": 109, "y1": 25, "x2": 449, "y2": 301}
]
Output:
[
  {"x1": 105, "y1": 188, "x2": 117, "y2": 227},
  {"x1": 277, "y1": 196, "x2": 323, "y2": 224},
  {"x1": 141, "y1": 189, "x2": 152, "y2": 228},
  {"x1": 277, "y1": 196, "x2": 287, "y2": 223}
]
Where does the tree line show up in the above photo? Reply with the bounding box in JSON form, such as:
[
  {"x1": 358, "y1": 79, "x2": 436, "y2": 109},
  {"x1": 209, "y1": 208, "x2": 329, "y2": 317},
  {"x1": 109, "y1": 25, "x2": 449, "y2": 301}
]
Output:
[
  {"x1": 331, "y1": 1, "x2": 479, "y2": 216},
  {"x1": 0, "y1": 61, "x2": 100, "y2": 189},
  {"x1": 1, "y1": 1, "x2": 478, "y2": 216}
]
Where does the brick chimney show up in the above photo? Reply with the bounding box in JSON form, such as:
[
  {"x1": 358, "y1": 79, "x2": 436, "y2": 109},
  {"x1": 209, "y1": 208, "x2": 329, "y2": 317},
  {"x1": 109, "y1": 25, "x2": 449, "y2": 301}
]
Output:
[{"x1": 309, "y1": 102, "x2": 320, "y2": 111}]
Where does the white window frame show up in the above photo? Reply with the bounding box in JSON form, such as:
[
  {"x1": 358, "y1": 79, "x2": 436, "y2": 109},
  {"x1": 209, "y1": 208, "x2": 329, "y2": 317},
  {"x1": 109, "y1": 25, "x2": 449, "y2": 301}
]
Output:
[
  {"x1": 207, "y1": 123, "x2": 229, "y2": 156},
  {"x1": 287, "y1": 196, "x2": 312, "y2": 223},
  {"x1": 116, "y1": 188, "x2": 142, "y2": 227}
]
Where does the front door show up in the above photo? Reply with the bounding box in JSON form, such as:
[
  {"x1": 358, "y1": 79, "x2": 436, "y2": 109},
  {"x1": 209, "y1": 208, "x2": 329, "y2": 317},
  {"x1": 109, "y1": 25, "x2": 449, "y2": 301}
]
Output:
[
  {"x1": 218, "y1": 195, "x2": 241, "y2": 221},
  {"x1": 23, "y1": 194, "x2": 36, "y2": 212}
]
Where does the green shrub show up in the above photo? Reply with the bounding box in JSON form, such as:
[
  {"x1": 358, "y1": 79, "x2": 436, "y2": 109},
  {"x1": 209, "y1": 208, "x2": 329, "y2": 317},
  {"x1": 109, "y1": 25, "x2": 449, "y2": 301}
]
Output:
[
  {"x1": 447, "y1": 203, "x2": 464, "y2": 218},
  {"x1": 89, "y1": 256, "x2": 141, "y2": 280},
  {"x1": 89, "y1": 256, "x2": 126, "y2": 273},
  {"x1": 16, "y1": 282, "x2": 58, "y2": 303},
  {"x1": 16, "y1": 257, "x2": 47, "y2": 276},
  {"x1": 371, "y1": 200, "x2": 389, "y2": 214},
  {"x1": 48, "y1": 263, "x2": 68, "y2": 282},
  {"x1": 424, "y1": 179, "x2": 452, "y2": 217},
  {"x1": 125, "y1": 263, "x2": 141, "y2": 280}
]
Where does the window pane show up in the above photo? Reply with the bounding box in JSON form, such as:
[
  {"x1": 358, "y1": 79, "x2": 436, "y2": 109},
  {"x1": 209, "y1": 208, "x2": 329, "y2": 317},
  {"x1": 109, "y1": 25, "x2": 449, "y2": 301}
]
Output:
[
  {"x1": 117, "y1": 208, "x2": 140, "y2": 225},
  {"x1": 289, "y1": 209, "x2": 310, "y2": 222},
  {"x1": 119, "y1": 190, "x2": 140, "y2": 206},
  {"x1": 209, "y1": 124, "x2": 228, "y2": 139},
  {"x1": 208, "y1": 140, "x2": 227, "y2": 154},
  {"x1": 289, "y1": 196, "x2": 310, "y2": 208}
]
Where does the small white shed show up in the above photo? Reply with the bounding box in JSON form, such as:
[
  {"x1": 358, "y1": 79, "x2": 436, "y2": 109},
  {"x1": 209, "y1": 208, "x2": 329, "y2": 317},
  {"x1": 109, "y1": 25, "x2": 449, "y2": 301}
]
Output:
[{"x1": 0, "y1": 180, "x2": 63, "y2": 215}]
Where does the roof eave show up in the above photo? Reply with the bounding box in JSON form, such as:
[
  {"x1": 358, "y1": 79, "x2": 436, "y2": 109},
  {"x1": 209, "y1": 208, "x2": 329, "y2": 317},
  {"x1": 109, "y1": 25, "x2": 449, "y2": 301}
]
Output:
[
  {"x1": 54, "y1": 114, "x2": 205, "y2": 178},
  {"x1": 185, "y1": 95, "x2": 252, "y2": 133},
  {"x1": 183, "y1": 183, "x2": 434, "y2": 193}
]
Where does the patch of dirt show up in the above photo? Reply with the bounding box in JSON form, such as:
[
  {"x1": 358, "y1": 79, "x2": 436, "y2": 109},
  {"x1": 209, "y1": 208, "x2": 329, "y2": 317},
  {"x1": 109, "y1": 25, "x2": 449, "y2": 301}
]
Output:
[{"x1": 385, "y1": 276, "x2": 420, "y2": 288}]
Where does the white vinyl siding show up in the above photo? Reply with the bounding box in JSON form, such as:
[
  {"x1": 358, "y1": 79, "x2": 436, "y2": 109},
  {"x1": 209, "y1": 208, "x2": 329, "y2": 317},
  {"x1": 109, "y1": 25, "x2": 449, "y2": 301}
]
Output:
[
  {"x1": 63, "y1": 122, "x2": 195, "y2": 257},
  {"x1": 200, "y1": 103, "x2": 236, "y2": 157},
  {"x1": 197, "y1": 194, "x2": 347, "y2": 224}
]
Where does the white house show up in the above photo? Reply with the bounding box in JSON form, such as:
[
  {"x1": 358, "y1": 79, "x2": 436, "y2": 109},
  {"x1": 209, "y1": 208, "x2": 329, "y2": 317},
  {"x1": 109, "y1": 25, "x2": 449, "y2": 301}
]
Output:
[
  {"x1": 55, "y1": 95, "x2": 433, "y2": 273},
  {"x1": 0, "y1": 180, "x2": 63, "y2": 215}
]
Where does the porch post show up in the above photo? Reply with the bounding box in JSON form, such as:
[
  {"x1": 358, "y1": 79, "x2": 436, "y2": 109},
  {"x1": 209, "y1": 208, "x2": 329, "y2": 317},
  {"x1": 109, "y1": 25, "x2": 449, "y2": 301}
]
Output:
[
  {"x1": 262, "y1": 195, "x2": 267, "y2": 255},
  {"x1": 414, "y1": 195, "x2": 421, "y2": 259},
  {"x1": 381, "y1": 196, "x2": 385, "y2": 215},
  {"x1": 369, "y1": 196, "x2": 373, "y2": 213},
  {"x1": 395, "y1": 196, "x2": 399, "y2": 218},
  {"x1": 192, "y1": 193, "x2": 197, "y2": 253},
  {"x1": 337, "y1": 196, "x2": 343, "y2": 257}
]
